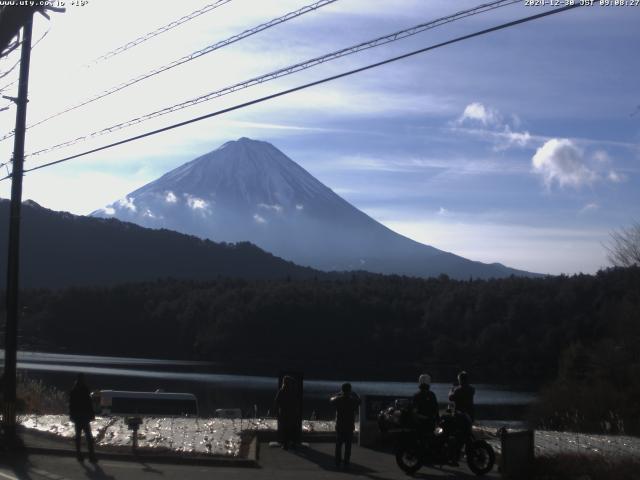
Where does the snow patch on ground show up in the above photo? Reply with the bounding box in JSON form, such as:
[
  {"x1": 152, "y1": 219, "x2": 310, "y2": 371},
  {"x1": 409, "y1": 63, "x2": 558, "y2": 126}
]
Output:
[
  {"x1": 20, "y1": 415, "x2": 638, "y2": 459},
  {"x1": 482, "y1": 428, "x2": 640, "y2": 458},
  {"x1": 18, "y1": 415, "x2": 337, "y2": 457}
]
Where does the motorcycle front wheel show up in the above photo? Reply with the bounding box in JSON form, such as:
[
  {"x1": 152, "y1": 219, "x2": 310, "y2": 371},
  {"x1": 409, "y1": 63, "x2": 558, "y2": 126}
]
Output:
[
  {"x1": 395, "y1": 444, "x2": 423, "y2": 474},
  {"x1": 466, "y1": 440, "x2": 495, "y2": 476}
]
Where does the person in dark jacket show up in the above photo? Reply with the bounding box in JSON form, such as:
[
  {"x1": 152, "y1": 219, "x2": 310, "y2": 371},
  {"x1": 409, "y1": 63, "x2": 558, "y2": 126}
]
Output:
[
  {"x1": 448, "y1": 371, "x2": 475, "y2": 422},
  {"x1": 412, "y1": 373, "x2": 439, "y2": 439},
  {"x1": 330, "y1": 382, "x2": 361, "y2": 469},
  {"x1": 69, "y1": 373, "x2": 97, "y2": 463},
  {"x1": 274, "y1": 375, "x2": 301, "y2": 449}
]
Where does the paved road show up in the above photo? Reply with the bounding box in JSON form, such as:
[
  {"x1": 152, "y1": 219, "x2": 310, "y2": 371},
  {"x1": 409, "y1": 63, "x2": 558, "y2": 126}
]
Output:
[{"x1": 0, "y1": 443, "x2": 499, "y2": 480}]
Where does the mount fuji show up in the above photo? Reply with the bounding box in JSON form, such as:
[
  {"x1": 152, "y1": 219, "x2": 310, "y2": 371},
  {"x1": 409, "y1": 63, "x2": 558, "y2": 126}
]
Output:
[{"x1": 92, "y1": 138, "x2": 535, "y2": 279}]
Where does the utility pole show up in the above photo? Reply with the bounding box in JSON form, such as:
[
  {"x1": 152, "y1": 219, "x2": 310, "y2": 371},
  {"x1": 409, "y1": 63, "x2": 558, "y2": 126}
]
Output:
[{"x1": 2, "y1": 11, "x2": 33, "y2": 446}]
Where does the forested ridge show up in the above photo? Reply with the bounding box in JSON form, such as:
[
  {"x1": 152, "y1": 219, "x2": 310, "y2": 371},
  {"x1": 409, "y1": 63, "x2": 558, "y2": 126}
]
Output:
[
  {"x1": 0, "y1": 199, "x2": 320, "y2": 288},
  {"x1": 10, "y1": 267, "x2": 639, "y2": 383}
]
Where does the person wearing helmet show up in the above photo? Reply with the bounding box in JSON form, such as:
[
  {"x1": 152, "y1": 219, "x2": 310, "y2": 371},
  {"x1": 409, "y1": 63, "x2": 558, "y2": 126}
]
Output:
[
  {"x1": 449, "y1": 371, "x2": 475, "y2": 422},
  {"x1": 412, "y1": 373, "x2": 439, "y2": 438}
]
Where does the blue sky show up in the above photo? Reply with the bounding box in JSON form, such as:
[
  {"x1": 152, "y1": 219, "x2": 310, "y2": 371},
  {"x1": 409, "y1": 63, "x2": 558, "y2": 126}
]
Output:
[{"x1": 0, "y1": 0, "x2": 638, "y2": 274}]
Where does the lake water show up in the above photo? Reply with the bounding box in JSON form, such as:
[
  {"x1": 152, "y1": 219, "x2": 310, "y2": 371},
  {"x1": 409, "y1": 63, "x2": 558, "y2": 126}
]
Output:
[{"x1": 7, "y1": 350, "x2": 536, "y2": 421}]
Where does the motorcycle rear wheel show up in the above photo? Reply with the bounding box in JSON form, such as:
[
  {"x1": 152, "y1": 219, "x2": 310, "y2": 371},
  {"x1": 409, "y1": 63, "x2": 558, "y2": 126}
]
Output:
[
  {"x1": 466, "y1": 440, "x2": 495, "y2": 476},
  {"x1": 395, "y1": 445, "x2": 423, "y2": 474}
]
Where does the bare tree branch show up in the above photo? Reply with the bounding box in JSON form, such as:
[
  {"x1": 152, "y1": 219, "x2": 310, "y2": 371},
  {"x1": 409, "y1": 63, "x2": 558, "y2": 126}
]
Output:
[{"x1": 606, "y1": 222, "x2": 640, "y2": 267}]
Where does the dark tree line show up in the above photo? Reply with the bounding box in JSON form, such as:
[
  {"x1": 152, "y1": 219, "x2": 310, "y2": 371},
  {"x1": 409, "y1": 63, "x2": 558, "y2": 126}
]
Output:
[{"x1": 5, "y1": 266, "x2": 637, "y2": 382}]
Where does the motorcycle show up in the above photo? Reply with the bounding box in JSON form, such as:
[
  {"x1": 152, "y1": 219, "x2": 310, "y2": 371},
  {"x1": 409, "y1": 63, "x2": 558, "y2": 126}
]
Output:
[{"x1": 379, "y1": 405, "x2": 495, "y2": 476}]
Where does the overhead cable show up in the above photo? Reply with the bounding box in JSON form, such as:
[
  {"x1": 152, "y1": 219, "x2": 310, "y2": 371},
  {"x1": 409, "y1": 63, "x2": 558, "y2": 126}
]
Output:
[
  {"x1": 86, "y1": 0, "x2": 233, "y2": 65},
  {"x1": 0, "y1": 78, "x2": 17, "y2": 94},
  {"x1": 0, "y1": 37, "x2": 20, "y2": 59},
  {"x1": 0, "y1": 3, "x2": 581, "y2": 181},
  {"x1": 0, "y1": 0, "x2": 338, "y2": 141},
  {"x1": 24, "y1": 0, "x2": 522, "y2": 157},
  {"x1": 0, "y1": 28, "x2": 49, "y2": 81}
]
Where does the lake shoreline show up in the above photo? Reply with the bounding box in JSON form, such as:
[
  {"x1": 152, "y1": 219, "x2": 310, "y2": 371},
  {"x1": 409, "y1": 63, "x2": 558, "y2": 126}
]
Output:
[
  {"x1": 15, "y1": 351, "x2": 535, "y2": 421},
  {"x1": 9, "y1": 348, "x2": 540, "y2": 391}
]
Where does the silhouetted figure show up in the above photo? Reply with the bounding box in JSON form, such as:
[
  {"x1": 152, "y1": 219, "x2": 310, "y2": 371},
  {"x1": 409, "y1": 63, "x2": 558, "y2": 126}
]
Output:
[
  {"x1": 330, "y1": 382, "x2": 360, "y2": 470},
  {"x1": 449, "y1": 370, "x2": 475, "y2": 422},
  {"x1": 69, "y1": 373, "x2": 96, "y2": 463},
  {"x1": 412, "y1": 373, "x2": 439, "y2": 439},
  {"x1": 274, "y1": 375, "x2": 300, "y2": 449}
]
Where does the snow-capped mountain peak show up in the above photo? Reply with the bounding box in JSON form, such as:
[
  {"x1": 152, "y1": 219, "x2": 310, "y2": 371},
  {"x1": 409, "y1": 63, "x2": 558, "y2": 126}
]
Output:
[{"x1": 92, "y1": 138, "x2": 534, "y2": 279}]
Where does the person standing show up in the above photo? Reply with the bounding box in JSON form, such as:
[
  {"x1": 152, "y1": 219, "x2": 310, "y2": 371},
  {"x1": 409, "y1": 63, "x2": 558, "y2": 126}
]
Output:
[
  {"x1": 69, "y1": 373, "x2": 97, "y2": 463},
  {"x1": 412, "y1": 373, "x2": 439, "y2": 440},
  {"x1": 449, "y1": 370, "x2": 475, "y2": 422},
  {"x1": 330, "y1": 382, "x2": 361, "y2": 470},
  {"x1": 274, "y1": 375, "x2": 300, "y2": 449}
]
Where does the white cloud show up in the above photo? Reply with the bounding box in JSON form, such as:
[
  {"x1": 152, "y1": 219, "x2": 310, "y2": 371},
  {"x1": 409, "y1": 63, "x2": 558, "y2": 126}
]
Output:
[
  {"x1": 320, "y1": 153, "x2": 528, "y2": 177},
  {"x1": 455, "y1": 103, "x2": 531, "y2": 150},
  {"x1": 176, "y1": 193, "x2": 211, "y2": 215},
  {"x1": 142, "y1": 208, "x2": 157, "y2": 218},
  {"x1": 437, "y1": 207, "x2": 449, "y2": 216},
  {"x1": 295, "y1": 204, "x2": 304, "y2": 211},
  {"x1": 165, "y1": 191, "x2": 177, "y2": 203},
  {"x1": 185, "y1": 194, "x2": 209, "y2": 211},
  {"x1": 325, "y1": 155, "x2": 409, "y2": 172},
  {"x1": 531, "y1": 139, "x2": 596, "y2": 189},
  {"x1": 592, "y1": 150, "x2": 612, "y2": 164},
  {"x1": 257, "y1": 203, "x2": 283, "y2": 213},
  {"x1": 253, "y1": 213, "x2": 267, "y2": 224},
  {"x1": 117, "y1": 197, "x2": 137, "y2": 212},
  {"x1": 224, "y1": 120, "x2": 337, "y2": 133},
  {"x1": 101, "y1": 206, "x2": 115, "y2": 215},
  {"x1": 500, "y1": 125, "x2": 532, "y2": 149},
  {"x1": 579, "y1": 203, "x2": 599, "y2": 214},
  {"x1": 593, "y1": 153, "x2": 627, "y2": 183},
  {"x1": 459, "y1": 102, "x2": 499, "y2": 126},
  {"x1": 608, "y1": 170, "x2": 626, "y2": 183}
]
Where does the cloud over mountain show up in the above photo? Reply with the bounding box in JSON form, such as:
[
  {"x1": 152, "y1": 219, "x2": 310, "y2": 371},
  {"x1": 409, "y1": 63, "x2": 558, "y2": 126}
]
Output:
[{"x1": 531, "y1": 139, "x2": 624, "y2": 189}]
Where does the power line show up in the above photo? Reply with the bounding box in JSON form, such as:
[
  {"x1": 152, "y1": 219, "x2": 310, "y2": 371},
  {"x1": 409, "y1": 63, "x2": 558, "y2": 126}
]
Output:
[
  {"x1": 0, "y1": 56, "x2": 21, "y2": 80},
  {"x1": 86, "y1": 0, "x2": 233, "y2": 66},
  {"x1": 0, "y1": 27, "x2": 50, "y2": 180},
  {"x1": 0, "y1": 78, "x2": 17, "y2": 94},
  {"x1": 0, "y1": 0, "x2": 338, "y2": 142},
  {"x1": 24, "y1": 0, "x2": 521, "y2": 158},
  {"x1": 0, "y1": 28, "x2": 50, "y2": 97},
  {"x1": 0, "y1": 3, "x2": 581, "y2": 181},
  {"x1": 0, "y1": 27, "x2": 49, "y2": 81},
  {"x1": 0, "y1": 37, "x2": 20, "y2": 59}
]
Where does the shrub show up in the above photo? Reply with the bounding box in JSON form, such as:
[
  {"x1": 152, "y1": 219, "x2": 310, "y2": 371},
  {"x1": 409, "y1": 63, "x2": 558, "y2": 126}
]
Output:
[{"x1": 15, "y1": 374, "x2": 67, "y2": 414}]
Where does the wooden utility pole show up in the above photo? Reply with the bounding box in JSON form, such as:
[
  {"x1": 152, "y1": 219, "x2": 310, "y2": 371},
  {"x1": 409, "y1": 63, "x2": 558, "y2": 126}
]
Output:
[{"x1": 2, "y1": 10, "x2": 33, "y2": 445}]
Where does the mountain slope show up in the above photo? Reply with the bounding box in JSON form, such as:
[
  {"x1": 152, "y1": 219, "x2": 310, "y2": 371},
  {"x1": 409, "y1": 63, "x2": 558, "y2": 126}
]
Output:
[
  {"x1": 0, "y1": 199, "x2": 319, "y2": 288},
  {"x1": 93, "y1": 137, "x2": 537, "y2": 279}
]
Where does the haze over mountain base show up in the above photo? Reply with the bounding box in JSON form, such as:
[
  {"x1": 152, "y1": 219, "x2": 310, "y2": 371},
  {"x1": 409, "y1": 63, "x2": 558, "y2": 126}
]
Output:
[{"x1": 0, "y1": 199, "x2": 317, "y2": 289}]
